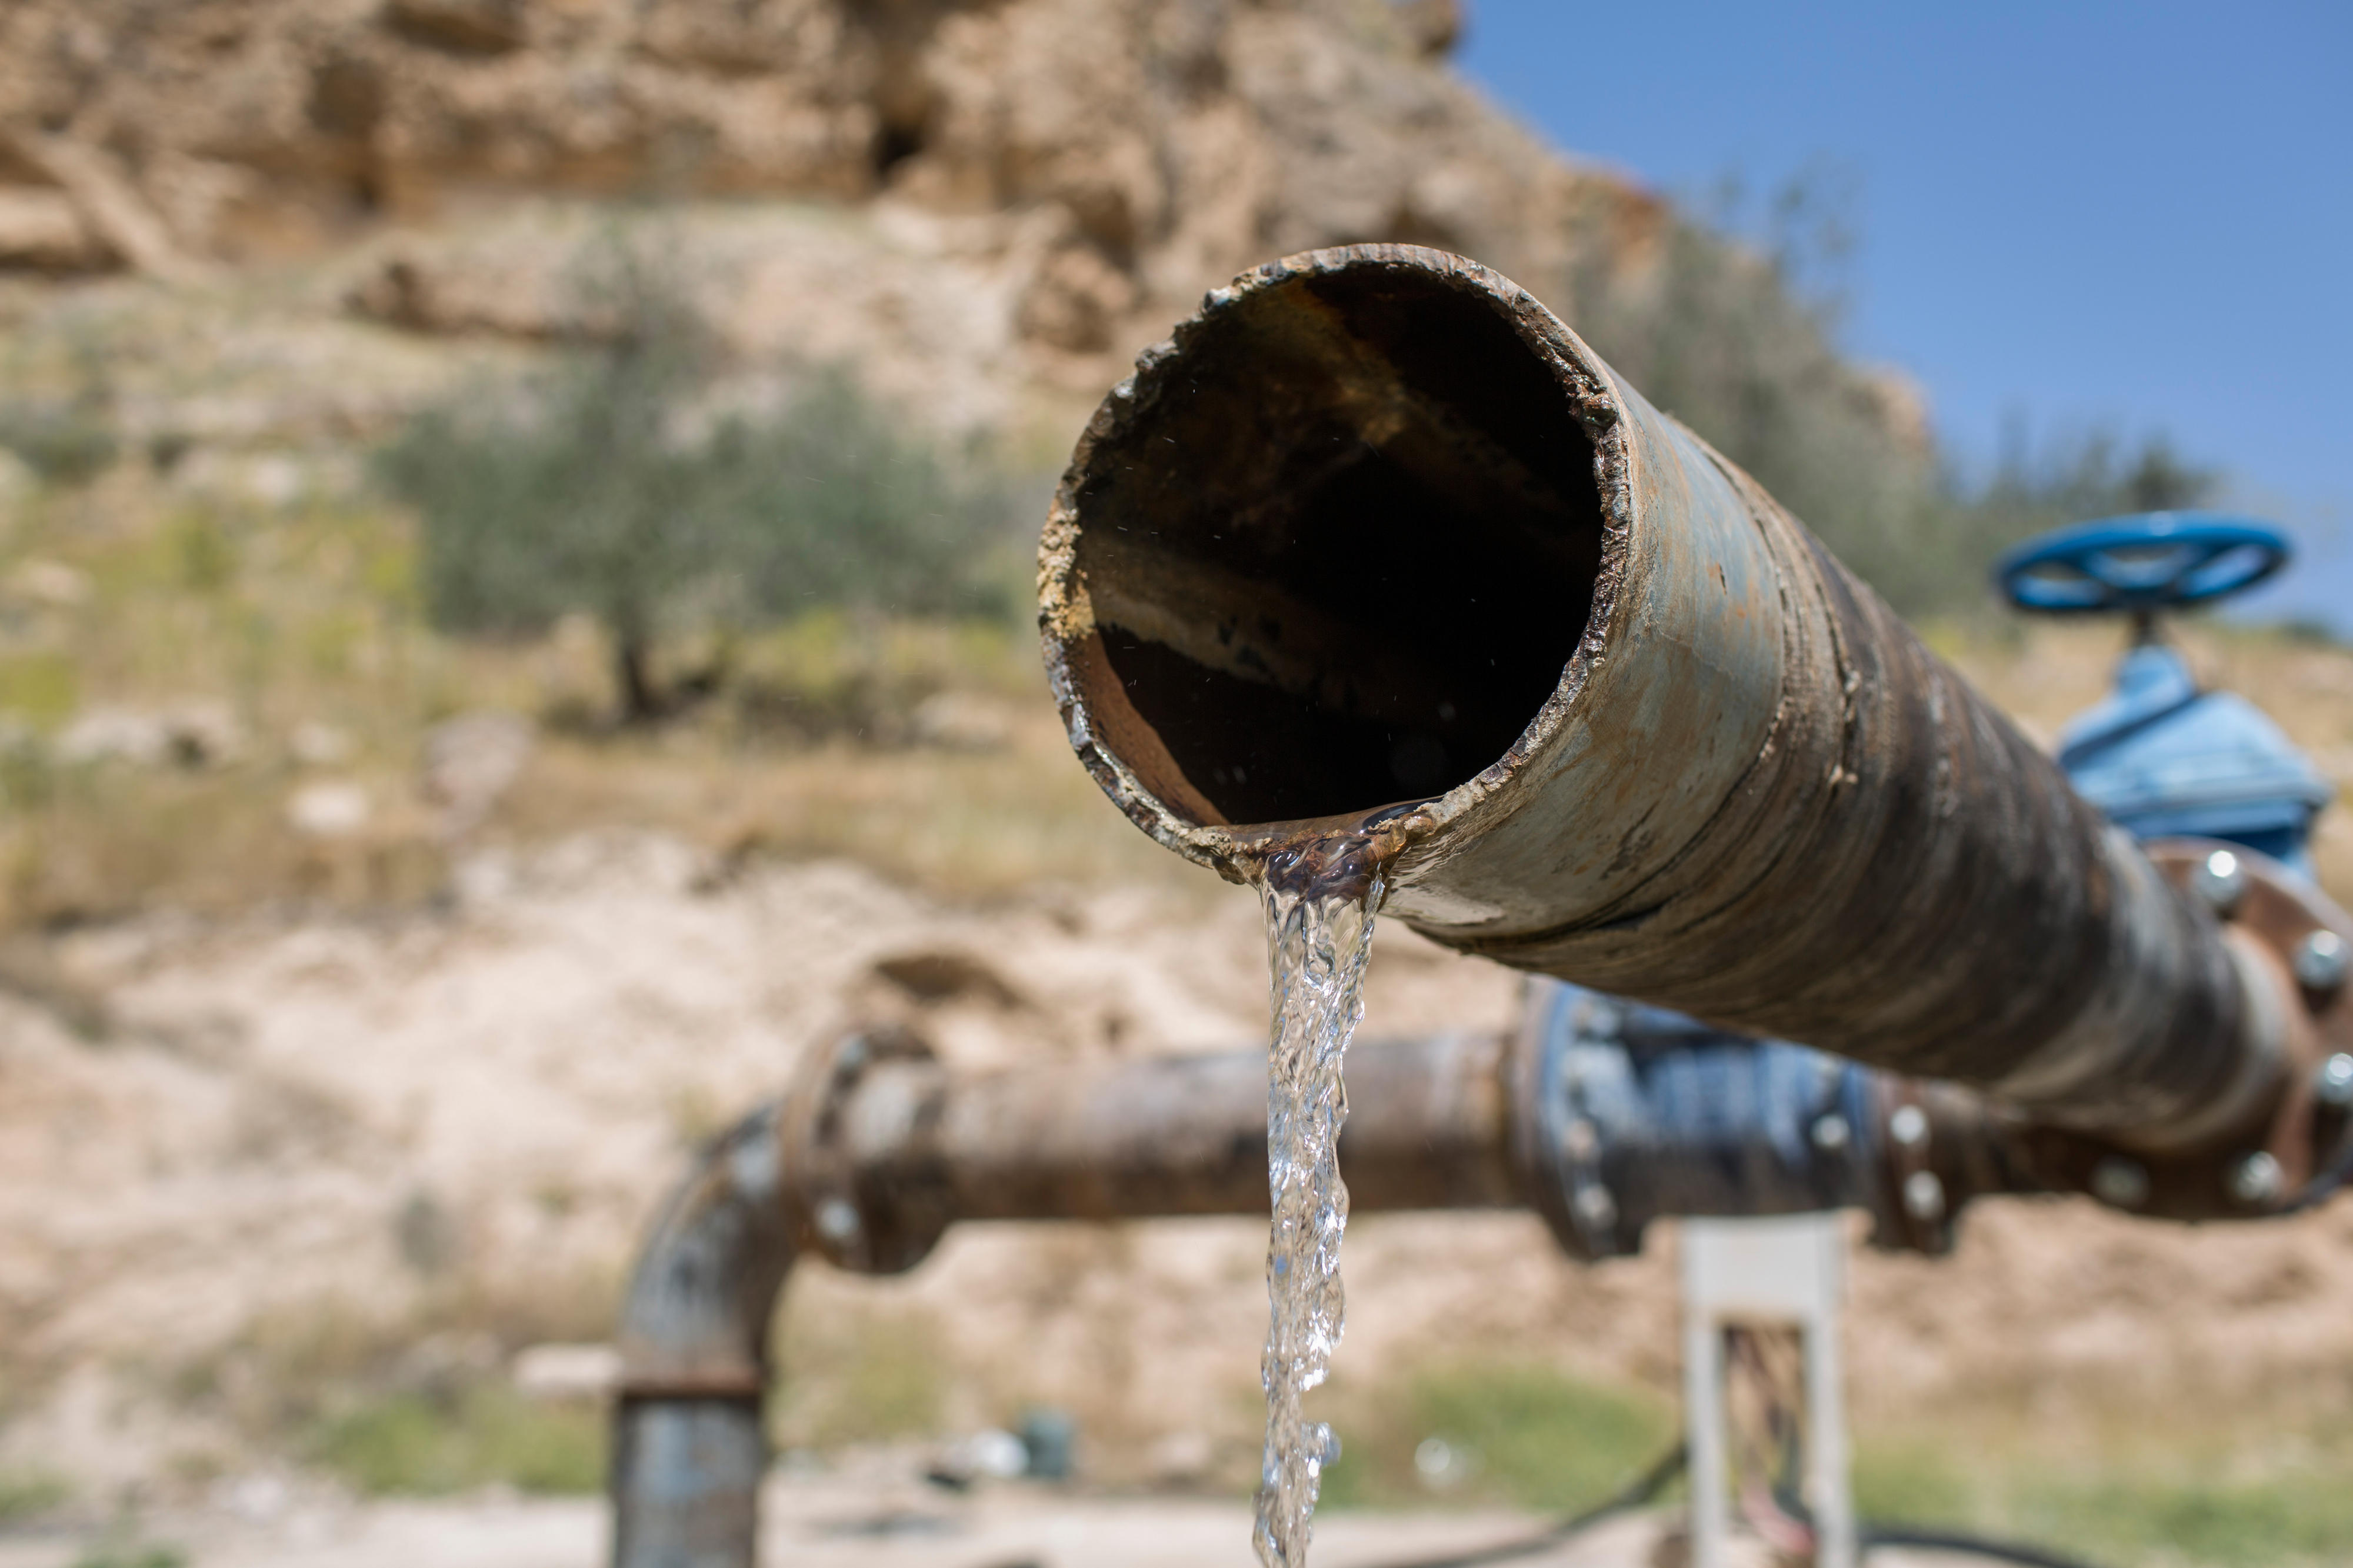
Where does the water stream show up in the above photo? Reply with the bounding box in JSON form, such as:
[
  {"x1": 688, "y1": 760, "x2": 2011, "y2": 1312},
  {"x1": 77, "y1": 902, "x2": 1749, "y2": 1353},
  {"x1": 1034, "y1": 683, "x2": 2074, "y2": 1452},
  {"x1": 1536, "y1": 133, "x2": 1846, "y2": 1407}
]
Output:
[{"x1": 1251, "y1": 833, "x2": 1389, "y2": 1568}]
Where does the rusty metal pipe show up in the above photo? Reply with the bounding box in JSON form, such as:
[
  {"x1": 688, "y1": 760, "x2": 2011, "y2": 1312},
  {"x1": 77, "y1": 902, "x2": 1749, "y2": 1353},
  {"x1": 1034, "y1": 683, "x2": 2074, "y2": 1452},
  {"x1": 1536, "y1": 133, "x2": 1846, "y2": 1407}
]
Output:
[
  {"x1": 608, "y1": 1033, "x2": 1530, "y2": 1568},
  {"x1": 1037, "y1": 243, "x2": 2278, "y2": 1151},
  {"x1": 845, "y1": 1029, "x2": 1520, "y2": 1222},
  {"x1": 612, "y1": 1104, "x2": 792, "y2": 1568},
  {"x1": 611, "y1": 1022, "x2": 2016, "y2": 1566}
]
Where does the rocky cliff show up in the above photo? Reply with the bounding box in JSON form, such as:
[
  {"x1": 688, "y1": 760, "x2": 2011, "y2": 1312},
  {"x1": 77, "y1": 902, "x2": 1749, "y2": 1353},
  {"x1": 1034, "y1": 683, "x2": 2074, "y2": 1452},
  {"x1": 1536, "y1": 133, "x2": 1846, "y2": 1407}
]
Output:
[{"x1": 1, "y1": 0, "x2": 1661, "y2": 414}]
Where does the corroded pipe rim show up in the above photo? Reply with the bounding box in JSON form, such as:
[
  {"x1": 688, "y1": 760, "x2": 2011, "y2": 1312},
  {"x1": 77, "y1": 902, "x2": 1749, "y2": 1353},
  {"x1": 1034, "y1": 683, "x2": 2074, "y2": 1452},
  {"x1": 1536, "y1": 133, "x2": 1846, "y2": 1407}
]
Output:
[{"x1": 1037, "y1": 243, "x2": 1629, "y2": 886}]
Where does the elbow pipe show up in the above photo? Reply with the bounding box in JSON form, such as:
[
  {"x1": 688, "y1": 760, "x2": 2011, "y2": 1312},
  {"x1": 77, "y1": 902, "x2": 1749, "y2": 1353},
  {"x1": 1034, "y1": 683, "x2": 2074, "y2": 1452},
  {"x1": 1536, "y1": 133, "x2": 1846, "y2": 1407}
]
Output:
[
  {"x1": 611, "y1": 1015, "x2": 2032, "y2": 1567},
  {"x1": 1036, "y1": 243, "x2": 2313, "y2": 1155},
  {"x1": 612, "y1": 1102, "x2": 793, "y2": 1568}
]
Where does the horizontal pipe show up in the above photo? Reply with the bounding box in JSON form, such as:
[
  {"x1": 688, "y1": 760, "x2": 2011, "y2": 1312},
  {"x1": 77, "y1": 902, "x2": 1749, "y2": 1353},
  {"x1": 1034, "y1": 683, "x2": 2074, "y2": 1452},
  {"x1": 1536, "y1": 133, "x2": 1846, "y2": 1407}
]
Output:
[
  {"x1": 840, "y1": 1030, "x2": 1520, "y2": 1222},
  {"x1": 1037, "y1": 243, "x2": 2273, "y2": 1150}
]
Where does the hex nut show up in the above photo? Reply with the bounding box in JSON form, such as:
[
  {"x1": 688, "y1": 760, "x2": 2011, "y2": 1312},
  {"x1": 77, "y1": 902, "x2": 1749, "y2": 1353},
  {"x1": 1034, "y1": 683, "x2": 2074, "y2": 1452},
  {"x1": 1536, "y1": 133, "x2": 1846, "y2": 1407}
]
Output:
[
  {"x1": 2090, "y1": 1156, "x2": 2150, "y2": 1209},
  {"x1": 2318, "y1": 1052, "x2": 2353, "y2": 1109},
  {"x1": 2191, "y1": 849, "x2": 2248, "y2": 915},
  {"x1": 1902, "y1": 1170, "x2": 1947, "y2": 1222},
  {"x1": 2227, "y1": 1150, "x2": 2284, "y2": 1207},
  {"x1": 815, "y1": 1197, "x2": 863, "y2": 1243},
  {"x1": 2294, "y1": 929, "x2": 2349, "y2": 991},
  {"x1": 1889, "y1": 1105, "x2": 1929, "y2": 1149}
]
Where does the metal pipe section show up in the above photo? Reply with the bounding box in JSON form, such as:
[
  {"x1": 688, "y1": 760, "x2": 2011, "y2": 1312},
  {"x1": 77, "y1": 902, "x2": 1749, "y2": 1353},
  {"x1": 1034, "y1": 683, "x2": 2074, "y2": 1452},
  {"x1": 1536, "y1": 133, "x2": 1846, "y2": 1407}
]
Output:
[
  {"x1": 612, "y1": 1104, "x2": 793, "y2": 1568},
  {"x1": 611, "y1": 1020, "x2": 2023, "y2": 1566},
  {"x1": 843, "y1": 1029, "x2": 1521, "y2": 1222},
  {"x1": 1037, "y1": 243, "x2": 2274, "y2": 1151}
]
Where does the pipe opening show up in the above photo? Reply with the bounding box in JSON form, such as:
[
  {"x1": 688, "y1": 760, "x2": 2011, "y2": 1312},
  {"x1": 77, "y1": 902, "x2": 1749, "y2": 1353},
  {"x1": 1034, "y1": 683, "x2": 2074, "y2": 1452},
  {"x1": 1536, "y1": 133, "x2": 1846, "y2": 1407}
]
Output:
[{"x1": 1065, "y1": 259, "x2": 1605, "y2": 828}]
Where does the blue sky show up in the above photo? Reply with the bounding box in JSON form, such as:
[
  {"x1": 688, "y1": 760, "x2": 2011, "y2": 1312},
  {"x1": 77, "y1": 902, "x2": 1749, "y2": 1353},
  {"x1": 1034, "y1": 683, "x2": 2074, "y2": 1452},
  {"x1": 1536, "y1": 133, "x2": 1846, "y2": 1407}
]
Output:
[{"x1": 1455, "y1": 1, "x2": 2352, "y2": 625}]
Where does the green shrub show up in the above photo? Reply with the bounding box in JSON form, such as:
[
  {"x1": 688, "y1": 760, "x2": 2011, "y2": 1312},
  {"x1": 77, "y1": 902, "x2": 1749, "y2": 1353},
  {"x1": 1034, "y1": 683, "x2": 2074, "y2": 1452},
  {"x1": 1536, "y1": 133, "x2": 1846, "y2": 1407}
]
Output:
[
  {"x1": 376, "y1": 238, "x2": 1018, "y2": 723},
  {"x1": 0, "y1": 335, "x2": 121, "y2": 486},
  {"x1": 308, "y1": 1384, "x2": 605, "y2": 1496},
  {"x1": 0, "y1": 650, "x2": 79, "y2": 730},
  {"x1": 0, "y1": 1467, "x2": 67, "y2": 1521},
  {"x1": 0, "y1": 399, "x2": 118, "y2": 486},
  {"x1": 68, "y1": 1542, "x2": 183, "y2": 1568}
]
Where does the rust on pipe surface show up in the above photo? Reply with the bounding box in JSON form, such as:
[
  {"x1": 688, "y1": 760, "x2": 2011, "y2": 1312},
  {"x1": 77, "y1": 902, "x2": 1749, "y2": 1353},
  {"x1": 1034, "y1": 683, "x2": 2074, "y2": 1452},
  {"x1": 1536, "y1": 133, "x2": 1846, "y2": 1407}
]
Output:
[
  {"x1": 1037, "y1": 243, "x2": 2271, "y2": 1150},
  {"x1": 839, "y1": 1030, "x2": 1519, "y2": 1224},
  {"x1": 611, "y1": 1103, "x2": 790, "y2": 1568}
]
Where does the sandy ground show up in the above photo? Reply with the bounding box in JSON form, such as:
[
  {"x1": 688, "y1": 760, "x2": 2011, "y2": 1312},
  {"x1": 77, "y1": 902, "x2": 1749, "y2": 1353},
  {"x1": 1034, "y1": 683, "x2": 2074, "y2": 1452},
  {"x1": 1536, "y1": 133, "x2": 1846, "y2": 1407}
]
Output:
[{"x1": 0, "y1": 1477, "x2": 1999, "y2": 1568}]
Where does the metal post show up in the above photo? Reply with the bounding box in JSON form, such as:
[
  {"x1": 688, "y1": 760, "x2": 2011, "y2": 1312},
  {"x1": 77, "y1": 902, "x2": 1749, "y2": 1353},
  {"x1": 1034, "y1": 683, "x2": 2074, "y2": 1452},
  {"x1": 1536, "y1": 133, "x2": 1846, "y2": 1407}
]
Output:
[
  {"x1": 1681, "y1": 1263, "x2": 1729, "y2": 1568},
  {"x1": 1681, "y1": 1214, "x2": 1854, "y2": 1568}
]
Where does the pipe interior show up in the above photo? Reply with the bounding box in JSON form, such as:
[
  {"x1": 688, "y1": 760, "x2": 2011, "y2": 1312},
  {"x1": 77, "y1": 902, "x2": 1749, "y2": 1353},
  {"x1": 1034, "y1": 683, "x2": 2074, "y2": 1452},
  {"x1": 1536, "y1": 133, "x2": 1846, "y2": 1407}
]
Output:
[{"x1": 1070, "y1": 264, "x2": 1605, "y2": 826}]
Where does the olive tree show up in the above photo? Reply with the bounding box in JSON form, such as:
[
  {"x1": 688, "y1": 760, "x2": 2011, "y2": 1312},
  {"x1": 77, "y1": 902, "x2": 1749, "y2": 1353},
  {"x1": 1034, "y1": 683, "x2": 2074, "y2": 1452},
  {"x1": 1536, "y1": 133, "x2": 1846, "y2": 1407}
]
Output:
[{"x1": 376, "y1": 254, "x2": 1011, "y2": 722}]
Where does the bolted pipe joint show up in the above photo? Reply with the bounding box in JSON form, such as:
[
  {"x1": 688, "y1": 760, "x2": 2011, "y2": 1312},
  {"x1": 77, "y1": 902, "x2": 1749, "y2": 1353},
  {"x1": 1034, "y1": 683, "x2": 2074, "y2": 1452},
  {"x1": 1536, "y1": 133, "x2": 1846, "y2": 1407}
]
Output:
[
  {"x1": 1510, "y1": 980, "x2": 2022, "y2": 1260},
  {"x1": 777, "y1": 1025, "x2": 952, "y2": 1276},
  {"x1": 2012, "y1": 839, "x2": 2353, "y2": 1218}
]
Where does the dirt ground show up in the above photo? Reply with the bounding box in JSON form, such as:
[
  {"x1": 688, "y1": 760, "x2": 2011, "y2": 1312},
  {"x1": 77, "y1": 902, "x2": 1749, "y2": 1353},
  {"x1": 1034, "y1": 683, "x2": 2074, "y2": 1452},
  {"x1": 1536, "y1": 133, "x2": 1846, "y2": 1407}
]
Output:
[{"x1": 0, "y1": 1473, "x2": 2011, "y2": 1568}]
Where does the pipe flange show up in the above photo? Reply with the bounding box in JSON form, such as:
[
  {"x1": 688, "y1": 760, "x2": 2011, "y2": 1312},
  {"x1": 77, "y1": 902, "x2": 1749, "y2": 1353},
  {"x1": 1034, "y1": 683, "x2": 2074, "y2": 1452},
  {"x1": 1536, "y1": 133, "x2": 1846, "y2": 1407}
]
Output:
[
  {"x1": 1511, "y1": 985, "x2": 1631, "y2": 1261},
  {"x1": 1868, "y1": 1084, "x2": 1953, "y2": 1255},
  {"x1": 2015, "y1": 839, "x2": 2353, "y2": 1219},
  {"x1": 779, "y1": 1024, "x2": 949, "y2": 1275}
]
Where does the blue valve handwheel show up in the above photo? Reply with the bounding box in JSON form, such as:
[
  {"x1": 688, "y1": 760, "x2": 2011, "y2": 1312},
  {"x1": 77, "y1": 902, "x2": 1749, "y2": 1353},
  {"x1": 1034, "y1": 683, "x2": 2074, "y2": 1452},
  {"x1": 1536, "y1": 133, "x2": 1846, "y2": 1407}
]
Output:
[{"x1": 1994, "y1": 512, "x2": 2290, "y2": 614}]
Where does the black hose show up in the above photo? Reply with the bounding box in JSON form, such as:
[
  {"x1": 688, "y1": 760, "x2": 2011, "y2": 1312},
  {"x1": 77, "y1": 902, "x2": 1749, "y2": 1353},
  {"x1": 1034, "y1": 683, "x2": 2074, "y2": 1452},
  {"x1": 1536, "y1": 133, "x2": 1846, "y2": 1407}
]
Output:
[
  {"x1": 1859, "y1": 1523, "x2": 2107, "y2": 1567},
  {"x1": 1358, "y1": 1440, "x2": 1687, "y2": 1568},
  {"x1": 1362, "y1": 1436, "x2": 2115, "y2": 1568},
  {"x1": 1864, "y1": 1516, "x2": 2108, "y2": 1553}
]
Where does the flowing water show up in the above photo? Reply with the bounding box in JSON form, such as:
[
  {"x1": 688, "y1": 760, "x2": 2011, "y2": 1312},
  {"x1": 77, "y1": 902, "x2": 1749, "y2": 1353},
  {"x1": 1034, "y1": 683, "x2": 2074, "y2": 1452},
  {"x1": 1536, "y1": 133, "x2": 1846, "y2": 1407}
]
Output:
[{"x1": 1251, "y1": 834, "x2": 1389, "y2": 1568}]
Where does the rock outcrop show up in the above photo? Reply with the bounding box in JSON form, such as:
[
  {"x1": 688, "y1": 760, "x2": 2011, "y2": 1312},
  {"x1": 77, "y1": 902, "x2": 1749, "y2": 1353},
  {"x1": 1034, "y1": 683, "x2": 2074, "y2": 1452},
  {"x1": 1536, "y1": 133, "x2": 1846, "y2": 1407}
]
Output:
[{"x1": 0, "y1": 0, "x2": 1659, "y2": 394}]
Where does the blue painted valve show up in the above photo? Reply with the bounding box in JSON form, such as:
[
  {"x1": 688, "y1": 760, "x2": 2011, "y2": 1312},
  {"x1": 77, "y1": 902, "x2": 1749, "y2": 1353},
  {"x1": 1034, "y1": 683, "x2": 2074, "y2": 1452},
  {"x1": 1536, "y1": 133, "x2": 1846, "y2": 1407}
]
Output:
[
  {"x1": 1993, "y1": 511, "x2": 2290, "y2": 617},
  {"x1": 1993, "y1": 511, "x2": 2329, "y2": 873}
]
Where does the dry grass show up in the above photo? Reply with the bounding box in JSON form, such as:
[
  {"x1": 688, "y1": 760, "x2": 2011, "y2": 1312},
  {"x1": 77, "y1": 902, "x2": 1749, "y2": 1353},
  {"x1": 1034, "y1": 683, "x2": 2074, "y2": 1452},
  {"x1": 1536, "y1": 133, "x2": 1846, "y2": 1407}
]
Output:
[
  {"x1": 146, "y1": 1265, "x2": 626, "y2": 1497},
  {"x1": 1309, "y1": 1355, "x2": 2353, "y2": 1566},
  {"x1": 1849, "y1": 1368, "x2": 2353, "y2": 1566},
  {"x1": 0, "y1": 466, "x2": 1195, "y2": 933}
]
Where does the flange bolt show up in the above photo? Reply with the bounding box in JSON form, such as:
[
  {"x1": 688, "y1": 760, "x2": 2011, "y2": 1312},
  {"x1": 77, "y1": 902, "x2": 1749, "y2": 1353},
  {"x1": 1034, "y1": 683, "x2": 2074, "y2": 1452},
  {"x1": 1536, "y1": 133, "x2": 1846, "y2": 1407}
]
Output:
[
  {"x1": 2294, "y1": 930, "x2": 2349, "y2": 992},
  {"x1": 2090, "y1": 1156, "x2": 2149, "y2": 1209},
  {"x1": 2191, "y1": 849, "x2": 2247, "y2": 916},
  {"x1": 1902, "y1": 1170, "x2": 1947, "y2": 1222},
  {"x1": 816, "y1": 1197, "x2": 863, "y2": 1245},
  {"x1": 2227, "y1": 1150, "x2": 2284, "y2": 1207},
  {"x1": 2317, "y1": 1053, "x2": 2353, "y2": 1109},
  {"x1": 1889, "y1": 1104, "x2": 1929, "y2": 1149}
]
